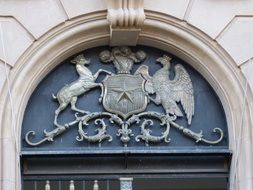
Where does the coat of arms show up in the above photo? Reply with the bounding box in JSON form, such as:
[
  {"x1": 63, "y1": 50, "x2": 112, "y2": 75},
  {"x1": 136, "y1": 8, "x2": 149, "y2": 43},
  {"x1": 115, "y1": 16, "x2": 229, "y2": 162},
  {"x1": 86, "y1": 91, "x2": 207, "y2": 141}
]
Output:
[{"x1": 25, "y1": 47, "x2": 224, "y2": 147}]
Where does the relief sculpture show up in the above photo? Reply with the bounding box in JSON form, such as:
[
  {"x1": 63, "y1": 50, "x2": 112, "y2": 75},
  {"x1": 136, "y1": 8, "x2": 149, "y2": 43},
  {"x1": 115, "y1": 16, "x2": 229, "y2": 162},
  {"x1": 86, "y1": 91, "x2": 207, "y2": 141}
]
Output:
[
  {"x1": 25, "y1": 47, "x2": 224, "y2": 147},
  {"x1": 52, "y1": 54, "x2": 113, "y2": 128}
]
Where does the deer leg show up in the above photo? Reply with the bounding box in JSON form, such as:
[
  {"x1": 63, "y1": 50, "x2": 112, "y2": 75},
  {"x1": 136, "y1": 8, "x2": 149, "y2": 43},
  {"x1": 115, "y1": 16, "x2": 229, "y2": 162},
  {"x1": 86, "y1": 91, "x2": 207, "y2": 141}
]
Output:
[
  {"x1": 54, "y1": 103, "x2": 67, "y2": 128},
  {"x1": 70, "y1": 96, "x2": 89, "y2": 114}
]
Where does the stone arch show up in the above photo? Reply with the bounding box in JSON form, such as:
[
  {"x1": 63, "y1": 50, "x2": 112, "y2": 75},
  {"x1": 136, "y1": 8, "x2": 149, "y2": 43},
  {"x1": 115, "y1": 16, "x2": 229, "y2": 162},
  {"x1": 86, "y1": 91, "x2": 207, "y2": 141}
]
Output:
[{"x1": 0, "y1": 11, "x2": 252, "y2": 189}]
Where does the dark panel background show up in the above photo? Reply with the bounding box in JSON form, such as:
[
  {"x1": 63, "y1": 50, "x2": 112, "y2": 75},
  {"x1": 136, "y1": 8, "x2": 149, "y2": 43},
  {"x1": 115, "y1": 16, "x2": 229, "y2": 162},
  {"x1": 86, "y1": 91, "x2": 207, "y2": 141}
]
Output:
[{"x1": 21, "y1": 46, "x2": 228, "y2": 152}]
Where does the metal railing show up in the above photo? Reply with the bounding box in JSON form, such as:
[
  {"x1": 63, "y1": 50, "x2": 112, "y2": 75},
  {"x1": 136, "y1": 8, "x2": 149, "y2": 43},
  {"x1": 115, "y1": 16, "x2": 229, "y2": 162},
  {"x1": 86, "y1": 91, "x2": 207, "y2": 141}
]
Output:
[
  {"x1": 24, "y1": 180, "x2": 107, "y2": 190},
  {"x1": 24, "y1": 178, "x2": 132, "y2": 190}
]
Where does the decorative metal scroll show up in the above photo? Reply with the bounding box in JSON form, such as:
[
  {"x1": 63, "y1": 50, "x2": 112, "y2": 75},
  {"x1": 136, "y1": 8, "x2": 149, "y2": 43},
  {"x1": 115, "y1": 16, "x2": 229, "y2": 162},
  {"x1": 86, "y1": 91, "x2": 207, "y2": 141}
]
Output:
[
  {"x1": 120, "y1": 178, "x2": 133, "y2": 190},
  {"x1": 25, "y1": 47, "x2": 224, "y2": 147}
]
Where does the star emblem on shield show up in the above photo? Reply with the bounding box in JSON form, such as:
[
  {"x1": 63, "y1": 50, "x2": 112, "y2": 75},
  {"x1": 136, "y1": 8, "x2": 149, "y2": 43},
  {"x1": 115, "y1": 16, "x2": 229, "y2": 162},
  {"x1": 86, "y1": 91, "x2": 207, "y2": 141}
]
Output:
[{"x1": 103, "y1": 74, "x2": 148, "y2": 119}]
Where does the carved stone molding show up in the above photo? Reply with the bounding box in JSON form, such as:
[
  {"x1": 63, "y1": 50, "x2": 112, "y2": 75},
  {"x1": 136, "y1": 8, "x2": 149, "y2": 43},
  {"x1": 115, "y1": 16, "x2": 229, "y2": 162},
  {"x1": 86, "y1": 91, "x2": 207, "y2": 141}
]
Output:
[
  {"x1": 106, "y1": 0, "x2": 145, "y2": 46},
  {"x1": 0, "y1": 11, "x2": 253, "y2": 190}
]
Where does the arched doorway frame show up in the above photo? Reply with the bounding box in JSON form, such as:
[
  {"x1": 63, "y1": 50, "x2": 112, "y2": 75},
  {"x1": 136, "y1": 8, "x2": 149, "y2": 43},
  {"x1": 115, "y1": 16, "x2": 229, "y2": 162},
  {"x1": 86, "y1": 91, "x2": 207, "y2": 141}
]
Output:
[{"x1": 0, "y1": 11, "x2": 252, "y2": 190}]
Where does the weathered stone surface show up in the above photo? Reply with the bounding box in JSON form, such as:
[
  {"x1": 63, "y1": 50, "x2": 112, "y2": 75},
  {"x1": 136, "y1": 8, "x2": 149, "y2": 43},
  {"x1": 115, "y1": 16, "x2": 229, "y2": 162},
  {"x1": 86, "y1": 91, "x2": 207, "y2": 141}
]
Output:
[
  {"x1": 237, "y1": 179, "x2": 253, "y2": 190},
  {"x1": 0, "y1": 60, "x2": 8, "y2": 92},
  {"x1": 237, "y1": 138, "x2": 253, "y2": 186},
  {"x1": 217, "y1": 17, "x2": 253, "y2": 65},
  {"x1": 60, "y1": 0, "x2": 106, "y2": 19},
  {"x1": 0, "y1": 0, "x2": 67, "y2": 38},
  {"x1": 1, "y1": 138, "x2": 17, "y2": 190},
  {"x1": 144, "y1": 0, "x2": 190, "y2": 19},
  {"x1": 0, "y1": 17, "x2": 33, "y2": 66},
  {"x1": 187, "y1": 0, "x2": 253, "y2": 38},
  {"x1": 1, "y1": 180, "x2": 15, "y2": 190},
  {"x1": 241, "y1": 59, "x2": 253, "y2": 90},
  {"x1": 0, "y1": 1, "x2": 252, "y2": 190}
]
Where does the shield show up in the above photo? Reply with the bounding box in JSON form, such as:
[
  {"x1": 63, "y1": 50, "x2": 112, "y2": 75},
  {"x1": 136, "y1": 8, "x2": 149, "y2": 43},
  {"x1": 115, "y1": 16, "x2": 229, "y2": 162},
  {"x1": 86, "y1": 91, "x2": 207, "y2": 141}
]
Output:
[{"x1": 103, "y1": 74, "x2": 148, "y2": 119}]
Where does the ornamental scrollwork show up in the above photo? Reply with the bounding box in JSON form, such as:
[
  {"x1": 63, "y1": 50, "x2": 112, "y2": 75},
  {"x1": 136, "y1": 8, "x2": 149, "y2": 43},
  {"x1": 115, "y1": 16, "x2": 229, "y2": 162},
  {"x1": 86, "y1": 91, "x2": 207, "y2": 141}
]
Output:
[{"x1": 25, "y1": 47, "x2": 224, "y2": 147}]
